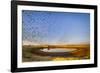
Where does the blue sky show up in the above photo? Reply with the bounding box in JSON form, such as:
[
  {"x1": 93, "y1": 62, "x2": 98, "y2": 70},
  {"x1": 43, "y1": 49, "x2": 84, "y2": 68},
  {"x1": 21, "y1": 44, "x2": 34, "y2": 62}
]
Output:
[{"x1": 22, "y1": 10, "x2": 90, "y2": 45}]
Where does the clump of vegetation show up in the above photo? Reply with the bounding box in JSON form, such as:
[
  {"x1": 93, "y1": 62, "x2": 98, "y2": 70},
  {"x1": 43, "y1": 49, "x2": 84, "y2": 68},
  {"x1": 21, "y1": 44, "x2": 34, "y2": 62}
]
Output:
[{"x1": 22, "y1": 47, "x2": 52, "y2": 62}]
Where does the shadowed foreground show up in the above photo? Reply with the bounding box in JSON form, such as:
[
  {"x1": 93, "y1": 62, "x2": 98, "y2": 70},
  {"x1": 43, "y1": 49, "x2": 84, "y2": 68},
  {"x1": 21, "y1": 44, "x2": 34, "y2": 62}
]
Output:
[{"x1": 22, "y1": 44, "x2": 90, "y2": 62}]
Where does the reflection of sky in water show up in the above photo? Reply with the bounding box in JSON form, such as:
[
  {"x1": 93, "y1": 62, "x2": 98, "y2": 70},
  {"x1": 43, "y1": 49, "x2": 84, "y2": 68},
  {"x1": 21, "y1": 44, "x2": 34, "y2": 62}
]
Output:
[
  {"x1": 22, "y1": 10, "x2": 90, "y2": 45},
  {"x1": 40, "y1": 48, "x2": 77, "y2": 52}
]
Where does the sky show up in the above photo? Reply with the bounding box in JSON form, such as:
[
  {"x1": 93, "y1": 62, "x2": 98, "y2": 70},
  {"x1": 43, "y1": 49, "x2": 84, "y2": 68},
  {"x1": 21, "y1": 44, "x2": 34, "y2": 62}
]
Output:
[{"x1": 22, "y1": 10, "x2": 90, "y2": 45}]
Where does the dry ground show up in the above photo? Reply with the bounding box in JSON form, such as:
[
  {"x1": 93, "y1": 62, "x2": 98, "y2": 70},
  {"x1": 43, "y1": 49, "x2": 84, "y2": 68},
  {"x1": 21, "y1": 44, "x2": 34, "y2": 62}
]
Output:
[{"x1": 22, "y1": 44, "x2": 90, "y2": 62}]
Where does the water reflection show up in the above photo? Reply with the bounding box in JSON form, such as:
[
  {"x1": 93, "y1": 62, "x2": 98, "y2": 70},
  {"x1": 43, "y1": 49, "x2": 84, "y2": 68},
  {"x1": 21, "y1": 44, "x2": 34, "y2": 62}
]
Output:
[{"x1": 40, "y1": 48, "x2": 77, "y2": 52}]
